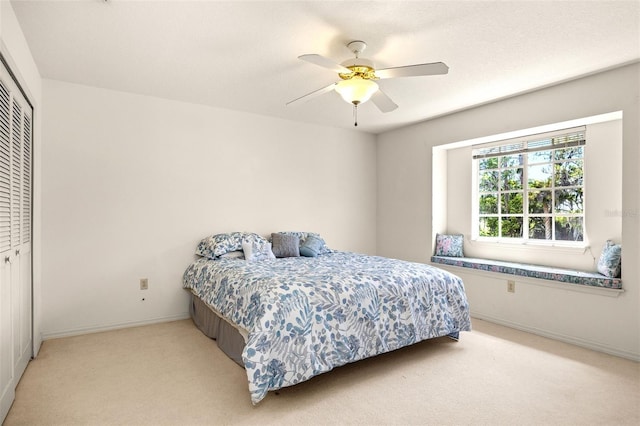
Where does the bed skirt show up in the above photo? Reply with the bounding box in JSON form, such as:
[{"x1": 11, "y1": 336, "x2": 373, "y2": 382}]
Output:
[
  {"x1": 189, "y1": 293, "x2": 246, "y2": 367},
  {"x1": 190, "y1": 291, "x2": 460, "y2": 368}
]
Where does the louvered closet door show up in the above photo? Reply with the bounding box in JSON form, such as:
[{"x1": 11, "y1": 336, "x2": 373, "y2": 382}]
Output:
[{"x1": 0, "y1": 59, "x2": 33, "y2": 423}]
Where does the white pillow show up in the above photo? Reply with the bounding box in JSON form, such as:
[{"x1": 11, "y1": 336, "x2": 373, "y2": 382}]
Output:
[{"x1": 242, "y1": 241, "x2": 275, "y2": 262}]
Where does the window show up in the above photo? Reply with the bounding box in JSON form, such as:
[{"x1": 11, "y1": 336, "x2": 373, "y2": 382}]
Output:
[{"x1": 473, "y1": 127, "x2": 585, "y2": 243}]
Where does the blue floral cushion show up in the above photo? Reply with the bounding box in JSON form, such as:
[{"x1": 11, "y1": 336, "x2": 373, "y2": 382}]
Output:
[
  {"x1": 196, "y1": 232, "x2": 268, "y2": 259},
  {"x1": 431, "y1": 255, "x2": 622, "y2": 289},
  {"x1": 597, "y1": 240, "x2": 622, "y2": 278},
  {"x1": 435, "y1": 234, "x2": 464, "y2": 257},
  {"x1": 242, "y1": 241, "x2": 275, "y2": 262}
]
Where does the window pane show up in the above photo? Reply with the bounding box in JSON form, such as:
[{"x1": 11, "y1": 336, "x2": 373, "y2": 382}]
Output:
[
  {"x1": 501, "y1": 217, "x2": 523, "y2": 238},
  {"x1": 479, "y1": 217, "x2": 499, "y2": 237},
  {"x1": 479, "y1": 170, "x2": 499, "y2": 192},
  {"x1": 528, "y1": 190, "x2": 552, "y2": 214},
  {"x1": 555, "y1": 217, "x2": 584, "y2": 241},
  {"x1": 479, "y1": 157, "x2": 499, "y2": 170},
  {"x1": 528, "y1": 150, "x2": 552, "y2": 164},
  {"x1": 555, "y1": 188, "x2": 583, "y2": 213},
  {"x1": 501, "y1": 192, "x2": 523, "y2": 214},
  {"x1": 554, "y1": 160, "x2": 583, "y2": 186},
  {"x1": 500, "y1": 154, "x2": 522, "y2": 168},
  {"x1": 528, "y1": 164, "x2": 552, "y2": 188},
  {"x1": 479, "y1": 194, "x2": 498, "y2": 214},
  {"x1": 501, "y1": 168, "x2": 523, "y2": 190},
  {"x1": 529, "y1": 216, "x2": 552, "y2": 240},
  {"x1": 554, "y1": 146, "x2": 583, "y2": 161}
]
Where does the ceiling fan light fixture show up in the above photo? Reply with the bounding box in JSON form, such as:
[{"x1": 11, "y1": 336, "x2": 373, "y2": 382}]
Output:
[{"x1": 335, "y1": 77, "x2": 379, "y2": 105}]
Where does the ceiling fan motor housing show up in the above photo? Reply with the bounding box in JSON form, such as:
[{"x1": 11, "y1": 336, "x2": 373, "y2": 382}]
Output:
[
  {"x1": 339, "y1": 58, "x2": 377, "y2": 81},
  {"x1": 339, "y1": 41, "x2": 377, "y2": 81}
]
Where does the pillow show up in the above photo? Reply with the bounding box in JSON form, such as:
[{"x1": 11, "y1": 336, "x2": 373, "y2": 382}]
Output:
[
  {"x1": 271, "y1": 233, "x2": 300, "y2": 258},
  {"x1": 434, "y1": 233, "x2": 464, "y2": 257},
  {"x1": 597, "y1": 240, "x2": 622, "y2": 278},
  {"x1": 272, "y1": 231, "x2": 331, "y2": 254},
  {"x1": 299, "y1": 235, "x2": 324, "y2": 257},
  {"x1": 219, "y1": 250, "x2": 245, "y2": 259},
  {"x1": 242, "y1": 241, "x2": 276, "y2": 262},
  {"x1": 196, "y1": 232, "x2": 268, "y2": 259}
]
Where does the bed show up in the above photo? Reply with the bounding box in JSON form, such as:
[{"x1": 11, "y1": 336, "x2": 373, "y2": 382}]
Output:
[{"x1": 183, "y1": 231, "x2": 471, "y2": 404}]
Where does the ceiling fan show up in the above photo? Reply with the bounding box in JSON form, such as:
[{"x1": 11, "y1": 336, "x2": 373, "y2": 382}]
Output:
[{"x1": 287, "y1": 40, "x2": 449, "y2": 126}]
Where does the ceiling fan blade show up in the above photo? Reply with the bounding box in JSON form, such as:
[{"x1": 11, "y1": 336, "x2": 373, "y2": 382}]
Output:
[
  {"x1": 299, "y1": 54, "x2": 352, "y2": 74},
  {"x1": 286, "y1": 83, "x2": 337, "y2": 106},
  {"x1": 376, "y1": 62, "x2": 449, "y2": 79},
  {"x1": 371, "y1": 89, "x2": 398, "y2": 113}
]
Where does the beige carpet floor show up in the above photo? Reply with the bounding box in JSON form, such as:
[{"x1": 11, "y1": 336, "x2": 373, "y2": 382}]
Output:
[{"x1": 4, "y1": 318, "x2": 639, "y2": 426}]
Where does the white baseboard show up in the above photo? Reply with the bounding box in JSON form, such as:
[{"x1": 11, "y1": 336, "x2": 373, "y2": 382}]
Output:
[
  {"x1": 471, "y1": 312, "x2": 640, "y2": 362},
  {"x1": 40, "y1": 312, "x2": 191, "y2": 341}
]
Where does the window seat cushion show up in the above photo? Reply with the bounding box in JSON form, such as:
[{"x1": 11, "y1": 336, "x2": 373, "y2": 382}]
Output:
[{"x1": 431, "y1": 256, "x2": 622, "y2": 289}]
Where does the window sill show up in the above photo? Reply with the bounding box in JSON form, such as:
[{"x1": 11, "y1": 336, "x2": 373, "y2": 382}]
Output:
[
  {"x1": 431, "y1": 255, "x2": 622, "y2": 291},
  {"x1": 470, "y1": 238, "x2": 588, "y2": 252}
]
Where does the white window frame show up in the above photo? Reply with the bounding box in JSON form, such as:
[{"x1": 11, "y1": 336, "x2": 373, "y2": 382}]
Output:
[{"x1": 471, "y1": 126, "x2": 586, "y2": 247}]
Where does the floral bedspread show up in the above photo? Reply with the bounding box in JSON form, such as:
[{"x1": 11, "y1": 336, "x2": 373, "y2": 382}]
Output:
[{"x1": 183, "y1": 251, "x2": 471, "y2": 404}]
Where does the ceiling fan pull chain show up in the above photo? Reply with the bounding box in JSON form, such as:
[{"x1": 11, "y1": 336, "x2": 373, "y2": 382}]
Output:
[{"x1": 353, "y1": 103, "x2": 358, "y2": 127}]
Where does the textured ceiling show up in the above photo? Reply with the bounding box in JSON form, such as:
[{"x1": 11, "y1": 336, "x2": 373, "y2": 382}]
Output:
[{"x1": 10, "y1": 0, "x2": 640, "y2": 134}]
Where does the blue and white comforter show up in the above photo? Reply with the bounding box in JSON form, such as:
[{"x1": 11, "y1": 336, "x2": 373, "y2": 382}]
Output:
[{"x1": 183, "y1": 251, "x2": 471, "y2": 404}]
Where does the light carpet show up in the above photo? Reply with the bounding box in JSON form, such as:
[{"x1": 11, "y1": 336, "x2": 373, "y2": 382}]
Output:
[{"x1": 4, "y1": 318, "x2": 639, "y2": 426}]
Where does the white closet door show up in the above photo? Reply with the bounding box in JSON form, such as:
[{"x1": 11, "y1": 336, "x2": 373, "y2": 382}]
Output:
[
  {"x1": 17, "y1": 112, "x2": 32, "y2": 375},
  {"x1": 0, "y1": 74, "x2": 15, "y2": 423},
  {"x1": 0, "y1": 58, "x2": 33, "y2": 423}
]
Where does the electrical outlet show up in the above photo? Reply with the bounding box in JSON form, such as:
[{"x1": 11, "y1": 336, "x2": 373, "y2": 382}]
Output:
[
  {"x1": 140, "y1": 278, "x2": 148, "y2": 290},
  {"x1": 507, "y1": 280, "x2": 515, "y2": 293}
]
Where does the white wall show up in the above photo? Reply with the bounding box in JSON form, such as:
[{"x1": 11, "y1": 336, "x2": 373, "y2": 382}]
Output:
[
  {"x1": 0, "y1": 0, "x2": 42, "y2": 355},
  {"x1": 377, "y1": 63, "x2": 640, "y2": 360},
  {"x1": 41, "y1": 79, "x2": 377, "y2": 338}
]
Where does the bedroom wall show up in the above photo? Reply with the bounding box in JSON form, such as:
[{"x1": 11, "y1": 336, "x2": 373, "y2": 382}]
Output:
[
  {"x1": 1, "y1": 0, "x2": 43, "y2": 354},
  {"x1": 41, "y1": 79, "x2": 377, "y2": 338},
  {"x1": 376, "y1": 63, "x2": 640, "y2": 360}
]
